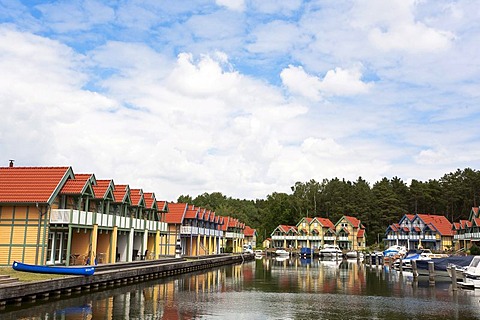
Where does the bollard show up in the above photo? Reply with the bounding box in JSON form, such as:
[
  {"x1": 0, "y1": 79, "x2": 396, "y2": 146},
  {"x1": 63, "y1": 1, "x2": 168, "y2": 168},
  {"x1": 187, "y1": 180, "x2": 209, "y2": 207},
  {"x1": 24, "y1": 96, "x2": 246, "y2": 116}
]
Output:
[
  {"x1": 428, "y1": 261, "x2": 435, "y2": 285},
  {"x1": 412, "y1": 260, "x2": 418, "y2": 279},
  {"x1": 450, "y1": 265, "x2": 457, "y2": 291}
]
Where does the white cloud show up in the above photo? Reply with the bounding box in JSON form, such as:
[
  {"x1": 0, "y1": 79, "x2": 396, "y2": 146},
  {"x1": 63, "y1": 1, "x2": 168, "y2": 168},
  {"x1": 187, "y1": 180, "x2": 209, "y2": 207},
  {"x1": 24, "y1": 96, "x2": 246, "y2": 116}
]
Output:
[
  {"x1": 352, "y1": 0, "x2": 454, "y2": 53},
  {"x1": 216, "y1": 0, "x2": 245, "y2": 12},
  {"x1": 280, "y1": 65, "x2": 372, "y2": 100}
]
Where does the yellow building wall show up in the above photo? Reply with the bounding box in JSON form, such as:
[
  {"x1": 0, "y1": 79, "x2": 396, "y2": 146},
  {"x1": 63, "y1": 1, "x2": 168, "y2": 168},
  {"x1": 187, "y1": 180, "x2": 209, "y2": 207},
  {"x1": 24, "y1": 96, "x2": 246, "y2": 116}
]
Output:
[{"x1": 0, "y1": 205, "x2": 49, "y2": 265}]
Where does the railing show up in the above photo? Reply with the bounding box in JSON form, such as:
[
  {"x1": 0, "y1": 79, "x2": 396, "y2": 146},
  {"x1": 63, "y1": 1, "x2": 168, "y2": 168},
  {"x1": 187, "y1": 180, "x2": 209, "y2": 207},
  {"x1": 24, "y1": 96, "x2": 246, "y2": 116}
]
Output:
[{"x1": 50, "y1": 209, "x2": 167, "y2": 232}]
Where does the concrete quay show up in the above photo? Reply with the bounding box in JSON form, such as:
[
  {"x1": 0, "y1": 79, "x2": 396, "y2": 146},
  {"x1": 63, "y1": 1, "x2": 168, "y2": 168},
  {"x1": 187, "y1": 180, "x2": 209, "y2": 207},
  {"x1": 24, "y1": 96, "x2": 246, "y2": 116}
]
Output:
[{"x1": 0, "y1": 253, "x2": 254, "y2": 307}]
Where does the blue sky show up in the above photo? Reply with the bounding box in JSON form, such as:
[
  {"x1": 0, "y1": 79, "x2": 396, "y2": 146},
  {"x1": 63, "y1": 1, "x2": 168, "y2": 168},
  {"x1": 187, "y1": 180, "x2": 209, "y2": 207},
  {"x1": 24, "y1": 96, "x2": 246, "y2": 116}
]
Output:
[{"x1": 1, "y1": 0, "x2": 479, "y2": 201}]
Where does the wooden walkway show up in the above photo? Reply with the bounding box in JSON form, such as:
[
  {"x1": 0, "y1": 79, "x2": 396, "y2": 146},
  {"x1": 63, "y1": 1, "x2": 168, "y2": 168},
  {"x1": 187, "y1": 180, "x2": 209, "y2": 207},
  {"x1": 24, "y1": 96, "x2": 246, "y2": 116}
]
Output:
[{"x1": 0, "y1": 253, "x2": 253, "y2": 308}]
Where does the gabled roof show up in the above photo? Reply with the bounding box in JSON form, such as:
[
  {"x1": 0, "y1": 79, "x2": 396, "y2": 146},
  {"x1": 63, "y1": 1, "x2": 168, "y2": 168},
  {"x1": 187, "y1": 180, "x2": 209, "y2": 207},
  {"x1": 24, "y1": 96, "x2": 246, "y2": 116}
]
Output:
[
  {"x1": 113, "y1": 184, "x2": 131, "y2": 204},
  {"x1": 416, "y1": 214, "x2": 453, "y2": 236},
  {"x1": 469, "y1": 207, "x2": 479, "y2": 221},
  {"x1": 165, "y1": 203, "x2": 187, "y2": 224},
  {"x1": 92, "y1": 179, "x2": 115, "y2": 200},
  {"x1": 156, "y1": 201, "x2": 168, "y2": 212},
  {"x1": 185, "y1": 205, "x2": 199, "y2": 219},
  {"x1": 60, "y1": 173, "x2": 95, "y2": 196},
  {"x1": 315, "y1": 217, "x2": 335, "y2": 229},
  {"x1": 452, "y1": 222, "x2": 461, "y2": 230},
  {"x1": 296, "y1": 217, "x2": 313, "y2": 226},
  {"x1": 0, "y1": 166, "x2": 73, "y2": 204},
  {"x1": 244, "y1": 226, "x2": 256, "y2": 237},
  {"x1": 129, "y1": 189, "x2": 145, "y2": 207},
  {"x1": 357, "y1": 229, "x2": 365, "y2": 238},
  {"x1": 335, "y1": 215, "x2": 361, "y2": 228},
  {"x1": 143, "y1": 192, "x2": 157, "y2": 210},
  {"x1": 399, "y1": 214, "x2": 415, "y2": 225}
]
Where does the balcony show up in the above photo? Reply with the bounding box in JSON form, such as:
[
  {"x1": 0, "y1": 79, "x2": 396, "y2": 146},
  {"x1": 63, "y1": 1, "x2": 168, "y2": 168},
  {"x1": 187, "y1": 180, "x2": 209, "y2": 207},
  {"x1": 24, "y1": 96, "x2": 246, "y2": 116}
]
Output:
[{"x1": 50, "y1": 209, "x2": 167, "y2": 232}]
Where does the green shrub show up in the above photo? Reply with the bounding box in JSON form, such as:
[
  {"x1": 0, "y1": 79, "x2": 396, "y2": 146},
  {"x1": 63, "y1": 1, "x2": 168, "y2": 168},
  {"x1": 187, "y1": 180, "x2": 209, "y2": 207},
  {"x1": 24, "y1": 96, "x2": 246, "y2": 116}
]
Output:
[{"x1": 470, "y1": 244, "x2": 480, "y2": 255}]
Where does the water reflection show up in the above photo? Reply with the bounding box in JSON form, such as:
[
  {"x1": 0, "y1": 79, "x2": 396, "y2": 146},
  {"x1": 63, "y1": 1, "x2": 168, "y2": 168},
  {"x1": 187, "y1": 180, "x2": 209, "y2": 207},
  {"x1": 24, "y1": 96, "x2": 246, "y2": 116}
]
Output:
[{"x1": 1, "y1": 257, "x2": 480, "y2": 319}]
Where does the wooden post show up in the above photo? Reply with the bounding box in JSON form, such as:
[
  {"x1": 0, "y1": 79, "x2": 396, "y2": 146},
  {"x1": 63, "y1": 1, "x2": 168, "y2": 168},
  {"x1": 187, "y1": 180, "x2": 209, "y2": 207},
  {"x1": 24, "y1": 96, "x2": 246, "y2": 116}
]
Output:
[
  {"x1": 428, "y1": 261, "x2": 435, "y2": 285},
  {"x1": 375, "y1": 254, "x2": 379, "y2": 267},
  {"x1": 412, "y1": 260, "x2": 418, "y2": 279},
  {"x1": 450, "y1": 265, "x2": 457, "y2": 291},
  {"x1": 399, "y1": 258, "x2": 403, "y2": 273}
]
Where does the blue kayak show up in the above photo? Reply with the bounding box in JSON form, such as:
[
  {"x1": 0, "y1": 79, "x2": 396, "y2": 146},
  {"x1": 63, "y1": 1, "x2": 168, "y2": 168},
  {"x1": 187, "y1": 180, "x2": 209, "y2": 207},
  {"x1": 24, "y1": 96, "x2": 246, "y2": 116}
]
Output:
[{"x1": 12, "y1": 261, "x2": 95, "y2": 276}]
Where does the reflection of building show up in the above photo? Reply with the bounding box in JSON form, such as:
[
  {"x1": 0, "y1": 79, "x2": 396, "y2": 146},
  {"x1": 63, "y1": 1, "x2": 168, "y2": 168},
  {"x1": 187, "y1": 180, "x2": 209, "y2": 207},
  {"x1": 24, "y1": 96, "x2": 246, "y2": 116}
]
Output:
[
  {"x1": 453, "y1": 206, "x2": 480, "y2": 251},
  {"x1": 271, "y1": 216, "x2": 366, "y2": 250},
  {"x1": 0, "y1": 164, "x2": 253, "y2": 266},
  {"x1": 385, "y1": 214, "x2": 453, "y2": 251}
]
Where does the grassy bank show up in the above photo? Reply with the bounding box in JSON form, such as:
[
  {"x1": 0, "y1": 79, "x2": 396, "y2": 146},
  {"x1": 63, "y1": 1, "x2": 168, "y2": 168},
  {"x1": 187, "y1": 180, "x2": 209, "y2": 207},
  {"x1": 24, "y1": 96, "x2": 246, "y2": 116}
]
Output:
[{"x1": 0, "y1": 267, "x2": 68, "y2": 282}]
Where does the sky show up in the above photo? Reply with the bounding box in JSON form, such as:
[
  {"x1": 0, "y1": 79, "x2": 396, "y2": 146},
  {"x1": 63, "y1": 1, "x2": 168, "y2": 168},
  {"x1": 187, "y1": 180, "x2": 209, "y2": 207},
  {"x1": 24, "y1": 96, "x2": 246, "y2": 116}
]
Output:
[{"x1": 1, "y1": 0, "x2": 479, "y2": 201}]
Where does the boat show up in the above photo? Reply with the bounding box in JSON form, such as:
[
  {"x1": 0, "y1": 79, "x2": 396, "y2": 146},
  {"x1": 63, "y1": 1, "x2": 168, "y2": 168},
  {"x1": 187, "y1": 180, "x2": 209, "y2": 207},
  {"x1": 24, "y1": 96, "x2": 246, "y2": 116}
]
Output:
[
  {"x1": 383, "y1": 245, "x2": 407, "y2": 258},
  {"x1": 393, "y1": 249, "x2": 435, "y2": 270},
  {"x1": 274, "y1": 248, "x2": 289, "y2": 256},
  {"x1": 459, "y1": 256, "x2": 480, "y2": 289},
  {"x1": 12, "y1": 261, "x2": 95, "y2": 276},
  {"x1": 319, "y1": 244, "x2": 342, "y2": 258},
  {"x1": 345, "y1": 251, "x2": 364, "y2": 259},
  {"x1": 300, "y1": 247, "x2": 314, "y2": 257},
  {"x1": 412, "y1": 255, "x2": 473, "y2": 278}
]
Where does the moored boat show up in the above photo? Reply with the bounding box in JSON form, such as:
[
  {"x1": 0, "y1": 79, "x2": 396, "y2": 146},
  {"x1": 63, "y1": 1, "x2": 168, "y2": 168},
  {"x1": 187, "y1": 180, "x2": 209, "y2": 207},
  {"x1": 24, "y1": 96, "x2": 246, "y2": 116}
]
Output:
[
  {"x1": 459, "y1": 256, "x2": 480, "y2": 289},
  {"x1": 12, "y1": 261, "x2": 95, "y2": 276},
  {"x1": 319, "y1": 244, "x2": 342, "y2": 258}
]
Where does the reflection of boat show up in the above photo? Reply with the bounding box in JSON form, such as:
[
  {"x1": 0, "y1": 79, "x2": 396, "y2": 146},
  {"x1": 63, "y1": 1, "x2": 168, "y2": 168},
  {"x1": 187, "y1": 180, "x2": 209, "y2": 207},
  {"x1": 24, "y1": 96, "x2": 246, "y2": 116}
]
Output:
[
  {"x1": 274, "y1": 249, "x2": 289, "y2": 256},
  {"x1": 345, "y1": 251, "x2": 364, "y2": 259},
  {"x1": 57, "y1": 305, "x2": 93, "y2": 315},
  {"x1": 254, "y1": 249, "x2": 264, "y2": 256},
  {"x1": 12, "y1": 261, "x2": 95, "y2": 276},
  {"x1": 319, "y1": 245, "x2": 342, "y2": 258},
  {"x1": 275, "y1": 256, "x2": 289, "y2": 262}
]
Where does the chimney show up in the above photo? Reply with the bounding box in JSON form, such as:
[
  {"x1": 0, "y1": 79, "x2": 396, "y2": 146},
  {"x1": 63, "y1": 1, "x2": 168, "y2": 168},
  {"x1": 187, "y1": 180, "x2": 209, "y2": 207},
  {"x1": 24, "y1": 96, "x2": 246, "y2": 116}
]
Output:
[{"x1": 9, "y1": 159, "x2": 14, "y2": 167}]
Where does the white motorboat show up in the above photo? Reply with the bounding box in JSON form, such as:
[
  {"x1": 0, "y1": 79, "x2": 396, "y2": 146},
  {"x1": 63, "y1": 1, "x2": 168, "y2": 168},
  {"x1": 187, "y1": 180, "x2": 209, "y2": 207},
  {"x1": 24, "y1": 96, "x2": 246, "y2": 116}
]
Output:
[
  {"x1": 319, "y1": 244, "x2": 342, "y2": 258},
  {"x1": 460, "y1": 256, "x2": 480, "y2": 289},
  {"x1": 383, "y1": 245, "x2": 407, "y2": 258}
]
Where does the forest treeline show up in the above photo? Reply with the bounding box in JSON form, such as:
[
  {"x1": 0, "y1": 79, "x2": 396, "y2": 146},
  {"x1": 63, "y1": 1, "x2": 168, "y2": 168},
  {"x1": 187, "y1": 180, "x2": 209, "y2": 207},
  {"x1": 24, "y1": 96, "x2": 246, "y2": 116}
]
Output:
[{"x1": 177, "y1": 168, "x2": 480, "y2": 246}]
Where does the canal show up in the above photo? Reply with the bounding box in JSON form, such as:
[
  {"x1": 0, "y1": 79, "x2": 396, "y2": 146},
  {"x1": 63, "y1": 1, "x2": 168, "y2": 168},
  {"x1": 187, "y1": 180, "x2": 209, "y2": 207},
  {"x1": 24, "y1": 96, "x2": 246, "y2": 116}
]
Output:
[{"x1": 1, "y1": 256, "x2": 479, "y2": 319}]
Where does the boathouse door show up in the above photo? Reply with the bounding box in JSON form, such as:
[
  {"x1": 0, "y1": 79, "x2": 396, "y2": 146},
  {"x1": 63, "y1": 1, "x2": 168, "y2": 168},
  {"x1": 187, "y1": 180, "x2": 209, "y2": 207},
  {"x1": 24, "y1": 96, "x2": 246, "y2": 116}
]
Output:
[{"x1": 46, "y1": 230, "x2": 68, "y2": 265}]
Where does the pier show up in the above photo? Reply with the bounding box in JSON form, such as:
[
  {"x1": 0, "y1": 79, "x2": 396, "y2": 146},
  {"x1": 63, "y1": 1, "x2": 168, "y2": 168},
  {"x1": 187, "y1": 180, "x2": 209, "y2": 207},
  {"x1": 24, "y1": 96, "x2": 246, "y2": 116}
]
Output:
[{"x1": 0, "y1": 253, "x2": 254, "y2": 307}]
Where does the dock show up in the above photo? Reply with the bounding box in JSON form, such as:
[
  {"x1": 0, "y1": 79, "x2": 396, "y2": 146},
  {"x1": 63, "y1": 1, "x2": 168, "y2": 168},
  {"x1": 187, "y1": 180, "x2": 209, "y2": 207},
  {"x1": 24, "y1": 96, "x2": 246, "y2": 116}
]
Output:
[{"x1": 0, "y1": 253, "x2": 254, "y2": 307}]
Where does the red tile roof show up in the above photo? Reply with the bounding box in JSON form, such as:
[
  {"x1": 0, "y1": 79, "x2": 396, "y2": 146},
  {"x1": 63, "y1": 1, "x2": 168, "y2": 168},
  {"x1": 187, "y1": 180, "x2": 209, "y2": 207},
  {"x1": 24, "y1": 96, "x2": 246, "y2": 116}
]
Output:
[
  {"x1": 130, "y1": 189, "x2": 144, "y2": 207},
  {"x1": 156, "y1": 201, "x2": 168, "y2": 212},
  {"x1": 417, "y1": 214, "x2": 453, "y2": 236},
  {"x1": 0, "y1": 166, "x2": 73, "y2": 203},
  {"x1": 244, "y1": 226, "x2": 256, "y2": 237},
  {"x1": 93, "y1": 179, "x2": 114, "y2": 199},
  {"x1": 185, "y1": 206, "x2": 199, "y2": 219},
  {"x1": 113, "y1": 184, "x2": 130, "y2": 203},
  {"x1": 357, "y1": 229, "x2": 365, "y2": 238},
  {"x1": 165, "y1": 203, "x2": 187, "y2": 224},
  {"x1": 316, "y1": 217, "x2": 334, "y2": 229},
  {"x1": 344, "y1": 216, "x2": 361, "y2": 228},
  {"x1": 60, "y1": 173, "x2": 94, "y2": 195},
  {"x1": 143, "y1": 192, "x2": 156, "y2": 209}
]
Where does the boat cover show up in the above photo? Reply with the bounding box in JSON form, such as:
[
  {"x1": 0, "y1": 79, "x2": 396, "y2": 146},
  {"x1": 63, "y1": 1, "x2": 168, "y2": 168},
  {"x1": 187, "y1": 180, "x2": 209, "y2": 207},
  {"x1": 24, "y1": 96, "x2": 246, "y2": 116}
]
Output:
[{"x1": 416, "y1": 255, "x2": 474, "y2": 271}]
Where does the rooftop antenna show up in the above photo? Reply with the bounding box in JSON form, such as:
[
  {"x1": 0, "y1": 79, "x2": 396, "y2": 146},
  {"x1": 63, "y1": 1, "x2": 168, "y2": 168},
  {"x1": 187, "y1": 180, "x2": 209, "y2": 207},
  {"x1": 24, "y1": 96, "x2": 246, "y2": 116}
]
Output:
[{"x1": 9, "y1": 159, "x2": 14, "y2": 167}]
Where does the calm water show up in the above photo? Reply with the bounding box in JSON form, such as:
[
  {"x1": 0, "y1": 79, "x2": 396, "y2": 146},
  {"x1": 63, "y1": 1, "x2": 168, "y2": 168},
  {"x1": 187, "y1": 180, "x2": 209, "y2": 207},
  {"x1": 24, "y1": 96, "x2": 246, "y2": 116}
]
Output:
[{"x1": 1, "y1": 257, "x2": 480, "y2": 319}]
